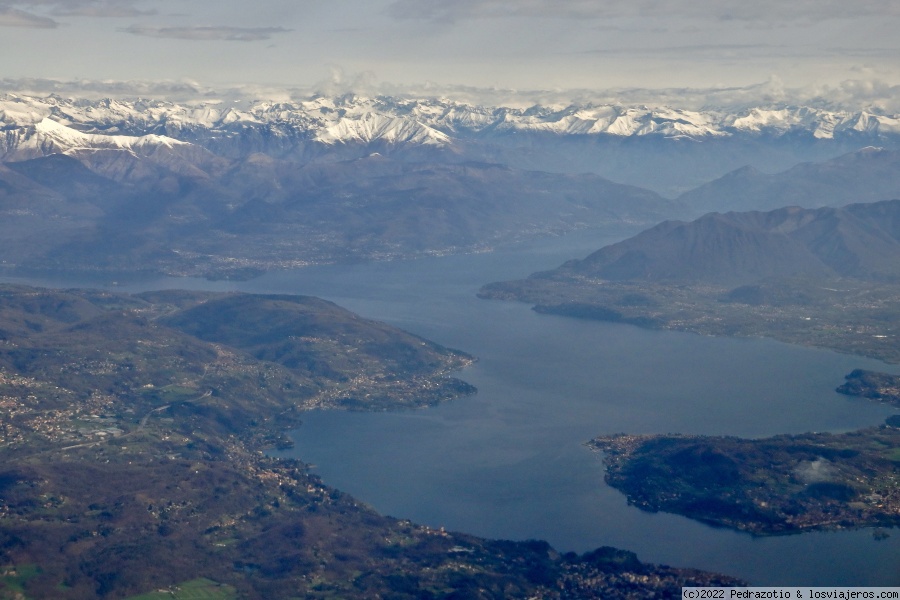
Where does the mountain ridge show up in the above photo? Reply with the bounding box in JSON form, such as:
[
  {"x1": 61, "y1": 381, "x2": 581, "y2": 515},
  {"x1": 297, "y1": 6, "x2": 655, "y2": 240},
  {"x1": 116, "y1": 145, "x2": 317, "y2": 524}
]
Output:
[
  {"x1": 0, "y1": 150, "x2": 676, "y2": 279},
  {"x1": 478, "y1": 199, "x2": 900, "y2": 363},
  {"x1": 554, "y1": 200, "x2": 900, "y2": 285},
  {"x1": 5, "y1": 93, "x2": 900, "y2": 195},
  {"x1": 677, "y1": 147, "x2": 900, "y2": 214},
  {"x1": 3, "y1": 93, "x2": 899, "y2": 279},
  {"x1": 3, "y1": 94, "x2": 899, "y2": 164}
]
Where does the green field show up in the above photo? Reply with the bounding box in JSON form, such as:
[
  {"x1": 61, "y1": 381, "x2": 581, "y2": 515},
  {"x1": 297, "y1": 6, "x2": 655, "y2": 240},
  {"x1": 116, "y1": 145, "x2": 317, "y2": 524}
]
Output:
[
  {"x1": 126, "y1": 578, "x2": 237, "y2": 600},
  {"x1": 0, "y1": 565, "x2": 41, "y2": 599}
]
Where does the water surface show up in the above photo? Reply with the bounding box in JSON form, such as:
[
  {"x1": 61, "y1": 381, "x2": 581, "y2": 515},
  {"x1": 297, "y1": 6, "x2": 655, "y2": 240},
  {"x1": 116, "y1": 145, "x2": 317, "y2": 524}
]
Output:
[
  {"x1": 251, "y1": 230, "x2": 900, "y2": 585},
  {"x1": 6, "y1": 228, "x2": 899, "y2": 585}
]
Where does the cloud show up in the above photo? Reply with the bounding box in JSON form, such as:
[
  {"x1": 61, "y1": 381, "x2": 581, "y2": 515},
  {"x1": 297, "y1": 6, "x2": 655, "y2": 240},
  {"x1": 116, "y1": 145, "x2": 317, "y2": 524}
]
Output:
[
  {"x1": 387, "y1": 0, "x2": 606, "y2": 22},
  {"x1": 579, "y1": 43, "x2": 783, "y2": 58},
  {"x1": 794, "y1": 459, "x2": 836, "y2": 484},
  {"x1": 802, "y1": 79, "x2": 900, "y2": 112},
  {"x1": 0, "y1": 0, "x2": 154, "y2": 21},
  {"x1": 0, "y1": 76, "x2": 208, "y2": 99},
  {"x1": 311, "y1": 66, "x2": 381, "y2": 97},
  {"x1": 52, "y1": 2, "x2": 156, "y2": 18},
  {"x1": 0, "y1": 6, "x2": 56, "y2": 27},
  {"x1": 122, "y1": 24, "x2": 292, "y2": 41},
  {"x1": 3, "y1": 75, "x2": 900, "y2": 114},
  {"x1": 0, "y1": 0, "x2": 155, "y2": 18},
  {"x1": 386, "y1": 0, "x2": 900, "y2": 24},
  {"x1": 364, "y1": 76, "x2": 900, "y2": 113},
  {"x1": 0, "y1": 77, "x2": 301, "y2": 103}
]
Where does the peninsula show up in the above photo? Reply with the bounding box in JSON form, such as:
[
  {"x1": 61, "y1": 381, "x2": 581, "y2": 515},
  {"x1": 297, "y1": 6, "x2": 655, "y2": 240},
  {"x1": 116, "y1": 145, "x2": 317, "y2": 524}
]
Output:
[
  {"x1": 591, "y1": 423, "x2": 900, "y2": 535},
  {"x1": 480, "y1": 201, "x2": 900, "y2": 364},
  {"x1": 482, "y1": 200, "x2": 900, "y2": 538},
  {"x1": 837, "y1": 370, "x2": 900, "y2": 407}
]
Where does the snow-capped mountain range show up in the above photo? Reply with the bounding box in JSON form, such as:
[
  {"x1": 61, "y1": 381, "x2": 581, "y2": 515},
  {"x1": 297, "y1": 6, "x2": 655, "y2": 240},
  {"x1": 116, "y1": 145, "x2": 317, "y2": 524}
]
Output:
[
  {"x1": 2, "y1": 116, "x2": 186, "y2": 159},
  {"x1": 3, "y1": 91, "x2": 900, "y2": 280},
  {"x1": 2, "y1": 93, "x2": 899, "y2": 160},
  {"x1": 4, "y1": 91, "x2": 900, "y2": 201}
]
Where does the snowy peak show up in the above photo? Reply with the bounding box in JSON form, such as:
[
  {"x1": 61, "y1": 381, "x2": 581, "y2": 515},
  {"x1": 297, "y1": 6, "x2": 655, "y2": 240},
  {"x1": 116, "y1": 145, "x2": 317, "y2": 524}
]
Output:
[
  {"x1": 3, "y1": 93, "x2": 900, "y2": 143},
  {"x1": 2, "y1": 93, "x2": 900, "y2": 166},
  {"x1": 315, "y1": 112, "x2": 450, "y2": 146},
  {"x1": 2, "y1": 115, "x2": 190, "y2": 161},
  {"x1": 34, "y1": 117, "x2": 185, "y2": 150},
  {"x1": 726, "y1": 107, "x2": 900, "y2": 138},
  {"x1": 475, "y1": 104, "x2": 727, "y2": 138}
]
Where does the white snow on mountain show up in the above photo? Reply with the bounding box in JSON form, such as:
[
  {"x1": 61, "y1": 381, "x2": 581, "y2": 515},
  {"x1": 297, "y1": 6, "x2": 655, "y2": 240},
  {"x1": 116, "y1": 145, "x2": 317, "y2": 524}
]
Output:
[
  {"x1": 4, "y1": 119, "x2": 179, "y2": 161},
  {"x1": 315, "y1": 112, "x2": 450, "y2": 146},
  {"x1": 33, "y1": 117, "x2": 186, "y2": 151},
  {"x1": 839, "y1": 112, "x2": 900, "y2": 136},
  {"x1": 2, "y1": 93, "x2": 899, "y2": 160}
]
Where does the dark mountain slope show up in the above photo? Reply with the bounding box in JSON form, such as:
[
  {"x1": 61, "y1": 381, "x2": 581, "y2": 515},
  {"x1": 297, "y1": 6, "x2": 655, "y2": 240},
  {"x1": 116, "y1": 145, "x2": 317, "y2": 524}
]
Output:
[
  {"x1": 216, "y1": 156, "x2": 674, "y2": 245},
  {"x1": 551, "y1": 200, "x2": 900, "y2": 285},
  {"x1": 159, "y1": 293, "x2": 471, "y2": 388},
  {"x1": 480, "y1": 200, "x2": 900, "y2": 363},
  {"x1": 4, "y1": 150, "x2": 677, "y2": 278}
]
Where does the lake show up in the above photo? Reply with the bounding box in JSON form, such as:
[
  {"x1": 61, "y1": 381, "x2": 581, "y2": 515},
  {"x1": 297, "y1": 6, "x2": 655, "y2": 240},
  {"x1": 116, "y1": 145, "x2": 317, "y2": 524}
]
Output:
[{"x1": 6, "y1": 227, "x2": 900, "y2": 585}]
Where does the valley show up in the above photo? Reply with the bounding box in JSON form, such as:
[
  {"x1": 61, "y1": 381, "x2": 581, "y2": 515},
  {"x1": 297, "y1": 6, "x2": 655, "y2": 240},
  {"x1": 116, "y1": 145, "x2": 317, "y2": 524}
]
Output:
[
  {"x1": 4, "y1": 0, "x2": 900, "y2": 588},
  {"x1": 0, "y1": 152, "x2": 675, "y2": 280},
  {"x1": 3, "y1": 93, "x2": 900, "y2": 281},
  {"x1": 2, "y1": 89, "x2": 900, "y2": 594}
]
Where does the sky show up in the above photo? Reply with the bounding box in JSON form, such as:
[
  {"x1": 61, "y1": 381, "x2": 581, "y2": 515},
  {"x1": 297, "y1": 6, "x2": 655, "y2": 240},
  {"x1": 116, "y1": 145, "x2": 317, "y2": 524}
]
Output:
[{"x1": 1, "y1": 0, "x2": 899, "y2": 108}]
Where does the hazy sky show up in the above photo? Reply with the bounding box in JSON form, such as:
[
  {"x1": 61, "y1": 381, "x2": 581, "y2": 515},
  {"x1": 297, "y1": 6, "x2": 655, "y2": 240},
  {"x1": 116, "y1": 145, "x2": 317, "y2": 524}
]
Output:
[{"x1": 1, "y1": 0, "x2": 899, "y2": 104}]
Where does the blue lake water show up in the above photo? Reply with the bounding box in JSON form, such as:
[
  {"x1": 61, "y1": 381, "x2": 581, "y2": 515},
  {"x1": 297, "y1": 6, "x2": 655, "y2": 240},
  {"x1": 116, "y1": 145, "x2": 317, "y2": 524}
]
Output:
[{"x1": 6, "y1": 227, "x2": 900, "y2": 585}]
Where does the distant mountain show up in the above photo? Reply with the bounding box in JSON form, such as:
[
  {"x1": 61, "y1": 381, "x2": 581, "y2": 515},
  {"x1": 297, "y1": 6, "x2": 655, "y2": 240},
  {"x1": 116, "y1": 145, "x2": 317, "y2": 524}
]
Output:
[
  {"x1": 3, "y1": 93, "x2": 900, "y2": 194},
  {"x1": 677, "y1": 147, "x2": 900, "y2": 214},
  {"x1": 530, "y1": 200, "x2": 900, "y2": 285},
  {"x1": 0, "y1": 157, "x2": 117, "y2": 268},
  {"x1": 4, "y1": 91, "x2": 900, "y2": 277},
  {"x1": 4, "y1": 95, "x2": 898, "y2": 150},
  {"x1": 0, "y1": 149, "x2": 674, "y2": 278},
  {"x1": 479, "y1": 200, "x2": 900, "y2": 363}
]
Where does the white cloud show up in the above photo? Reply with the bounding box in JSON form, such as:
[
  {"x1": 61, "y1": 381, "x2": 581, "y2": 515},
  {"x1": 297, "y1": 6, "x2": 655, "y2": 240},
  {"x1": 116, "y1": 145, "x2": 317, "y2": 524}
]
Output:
[
  {"x1": 387, "y1": 0, "x2": 900, "y2": 23},
  {"x1": 794, "y1": 459, "x2": 836, "y2": 484},
  {"x1": 0, "y1": 0, "x2": 154, "y2": 19},
  {"x1": 0, "y1": 6, "x2": 56, "y2": 27},
  {"x1": 0, "y1": 77, "x2": 307, "y2": 103},
  {"x1": 122, "y1": 24, "x2": 292, "y2": 41},
  {"x1": 54, "y1": 3, "x2": 155, "y2": 17},
  {"x1": 4, "y1": 75, "x2": 899, "y2": 114}
]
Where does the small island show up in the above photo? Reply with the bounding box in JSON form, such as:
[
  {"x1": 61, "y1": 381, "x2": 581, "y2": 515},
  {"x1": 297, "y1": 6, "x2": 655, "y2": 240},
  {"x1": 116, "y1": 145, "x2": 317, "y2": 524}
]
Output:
[{"x1": 590, "y1": 423, "x2": 900, "y2": 535}]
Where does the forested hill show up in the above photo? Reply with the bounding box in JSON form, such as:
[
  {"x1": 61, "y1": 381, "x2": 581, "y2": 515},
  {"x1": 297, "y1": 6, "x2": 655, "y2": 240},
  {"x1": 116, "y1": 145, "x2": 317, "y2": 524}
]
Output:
[{"x1": 539, "y1": 200, "x2": 900, "y2": 285}]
